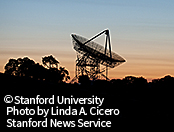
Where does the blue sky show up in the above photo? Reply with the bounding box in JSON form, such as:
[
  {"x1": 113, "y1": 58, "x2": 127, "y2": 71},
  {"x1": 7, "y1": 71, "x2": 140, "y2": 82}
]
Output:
[{"x1": 0, "y1": 0, "x2": 174, "y2": 80}]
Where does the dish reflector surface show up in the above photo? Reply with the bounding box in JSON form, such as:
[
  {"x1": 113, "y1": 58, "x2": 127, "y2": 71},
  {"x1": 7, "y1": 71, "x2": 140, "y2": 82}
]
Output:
[{"x1": 72, "y1": 34, "x2": 125, "y2": 68}]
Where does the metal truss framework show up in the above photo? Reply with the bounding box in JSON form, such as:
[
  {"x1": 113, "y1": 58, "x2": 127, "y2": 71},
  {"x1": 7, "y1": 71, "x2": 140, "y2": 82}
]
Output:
[{"x1": 71, "y1": 29, "x2": 125, "y2": 83}]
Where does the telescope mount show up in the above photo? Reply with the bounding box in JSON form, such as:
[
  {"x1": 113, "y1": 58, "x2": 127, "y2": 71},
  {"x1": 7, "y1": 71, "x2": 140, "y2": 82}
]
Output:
[{"x1": 71, "y1": 29, "x2": 113, "y2": 83}]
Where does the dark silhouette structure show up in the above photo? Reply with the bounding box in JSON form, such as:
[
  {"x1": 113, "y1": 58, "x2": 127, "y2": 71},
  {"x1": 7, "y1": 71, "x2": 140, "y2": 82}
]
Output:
[
  {"x1": 71, "y1": 29, "x2": 126, "y2": 82},
  {"x1": 42, "y1": 55, "x2": 59, "y2": 69},
  {"x1": 2, "y1": 55, "x2": 173, "y2": 127},
  {"x1": 4, "y1": 55, "x2": 70, "y2": 83}
]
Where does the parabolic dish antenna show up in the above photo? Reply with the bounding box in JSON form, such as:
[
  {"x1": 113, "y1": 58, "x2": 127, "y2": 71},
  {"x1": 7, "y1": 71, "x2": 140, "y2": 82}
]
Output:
[{"x1": 71, "y1": 29, "x2": 126, "y2": 82}]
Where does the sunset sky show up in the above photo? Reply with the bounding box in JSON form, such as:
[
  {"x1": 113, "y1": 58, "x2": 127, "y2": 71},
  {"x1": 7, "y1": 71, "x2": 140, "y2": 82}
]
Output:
[{"x1": 0, "y1": 0, "x2": 174, "y2": 82}]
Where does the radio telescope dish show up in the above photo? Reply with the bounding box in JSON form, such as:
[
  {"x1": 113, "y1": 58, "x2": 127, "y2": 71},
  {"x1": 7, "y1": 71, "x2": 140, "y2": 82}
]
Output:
[{"x1": 70, "y1": 29, "x2": 126, "y2": 82}]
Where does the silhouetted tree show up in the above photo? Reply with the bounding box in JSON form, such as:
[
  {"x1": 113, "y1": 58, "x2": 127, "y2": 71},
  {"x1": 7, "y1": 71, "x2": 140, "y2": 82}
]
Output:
[
  {"x1": 58, "y1": 67, "x2": 70, "y2": 82},
  {"x1": 17, "y1": 57, "x2": 36, "y2": 77},
  {"x1": 4, "y1": 56, "x2": 70, "y2": 83},
  {"x1": 42, "y1": 55, "x2": 59, "y2": 69},
  {"x1": 42, "y1": 55, "x2": 70, "y2": 83},
  {"x1": 4, "y1": 57, "x2": 35, "y2": 76},
  {"x1": 4, "y1": 58, "x2": 18, "y2": 76}
]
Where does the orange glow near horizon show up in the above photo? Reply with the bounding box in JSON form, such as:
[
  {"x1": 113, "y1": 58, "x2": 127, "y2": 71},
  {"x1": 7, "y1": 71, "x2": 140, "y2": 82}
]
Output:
[
  {"x1": 1, "y1": 36, "x2": 174, "y2": 83},
  {"x1": 0, "y1": 0, "x2": 174, "y2": 83},
  {"x1": 0, "y1": 36, "x2": 174, "y2": 83},
  {"x1": 1, "y1": 51, "x2": 174, "y2": 83}
]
